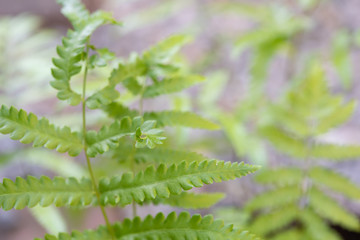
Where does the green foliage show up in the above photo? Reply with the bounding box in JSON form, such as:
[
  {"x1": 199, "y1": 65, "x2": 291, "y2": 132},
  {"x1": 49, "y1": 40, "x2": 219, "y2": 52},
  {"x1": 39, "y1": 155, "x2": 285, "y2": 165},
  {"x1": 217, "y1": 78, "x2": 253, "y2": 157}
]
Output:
[
  {"x1": 0, "y1": 0, "x2": 261, "y2": 239},
  {"x1": 38, "y1": 212, "x2": 260, "y2": 240},
  {"x1": 99, "y1": 160, "x2": 258, "y2": 206},
  {"x1": 0, "y1": 105, "x2": 83, "y2": 156},
  {"x1": 0, "y1": 176, "x2": 93, "y2": 210},
  {"x1": 245, "y1": 62, "x2": 360, "y2": 239}
]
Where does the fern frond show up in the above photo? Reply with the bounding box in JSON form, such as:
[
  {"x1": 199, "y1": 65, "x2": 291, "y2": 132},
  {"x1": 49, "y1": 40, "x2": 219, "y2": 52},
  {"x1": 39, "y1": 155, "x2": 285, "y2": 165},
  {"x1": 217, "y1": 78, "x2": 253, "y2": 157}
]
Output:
[
  {"x1": 85, "y1": 86, "x2": 120, "y2": 109},
  {"x1": 300, "y1": 208, "x2": 341, "y2": 240},
  {"x1": 30, "y1": 206, "x2": 67, "y2": 235},
  {"x1": 309, "y1": 167, "x2": 360, "y2": 199},
  {"x1": 245, "y1": 186, "x2": 301, "y2": 212},
  {"x1": 143, "y1": 75, "x2": 205, "y2": 98},
  {"x1": 103, "y1": 102, "x2": 138, "y2": 120},
  {"x1": 144, "y1": 110, "x2": 219, "y2": 129},
  {"x1": 157, "y1": 192, "x2": 225, "y2": 209},
  {"x1": 248, "y1": 205, "x2": 298, "y2": 237},
  {"x1": 311, "y1": 143, "x2": 360, "y2": 160},
  {"x1": 316, "y1": 100, "x2": 356, "y2": 134},
  {"x1": 309, "y1": 187, "x2": 360, "y2": 231},
  {"x1": 86, "y1": 117, "x2": 134, "y2": 157},
  {"x1": 51, "y1": 0, "x2": 119, "y2": 105},
  {"x1": 99, "y1": 160, "x2": 259, "y2": 206},
  {"x1": 0, "y1": 105, "x2": 83, "y2": 156},
  {"x1": 259, "y1": 126, "x2": 307, "y2": 158},
  {"x1": 40, "y1": 211, "x2": 260, "y2": 240},
  {"x1": 0, "y1": 176, "x2": 93, "y2": 210},
  {"x1": 255, "y1": 168, "x2": 302, "y2": 185},
  {"x1": 143, "y1": 34, "x2": 192, "y2": 64}
]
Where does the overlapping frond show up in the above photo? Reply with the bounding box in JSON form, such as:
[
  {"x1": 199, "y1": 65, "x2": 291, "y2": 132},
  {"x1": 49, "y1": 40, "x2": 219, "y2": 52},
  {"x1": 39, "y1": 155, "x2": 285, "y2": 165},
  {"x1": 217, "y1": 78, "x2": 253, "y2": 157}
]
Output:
[
  {"x1": 85, "y1": 117, "x2": 161, "y2": 157},
  {"x1": 39, "y1": 212, "x2": 260, "y2": 240},
  {"x1": 0, "y1": 105, "x2": 83, "y2": 156},
  {"x1": 0, "y1": 176, "x2": 93, "y2": 211},
  {"x1": 99, "y1": 160, "x2": 259, "y2": 206}
]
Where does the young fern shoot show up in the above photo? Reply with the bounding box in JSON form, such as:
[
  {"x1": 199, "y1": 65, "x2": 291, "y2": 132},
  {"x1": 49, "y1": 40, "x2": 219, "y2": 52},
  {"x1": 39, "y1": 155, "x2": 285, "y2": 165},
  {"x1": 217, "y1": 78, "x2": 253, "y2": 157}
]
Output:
[{"x1": 0, "y1": 0, "x2": 260, "y2": 239}]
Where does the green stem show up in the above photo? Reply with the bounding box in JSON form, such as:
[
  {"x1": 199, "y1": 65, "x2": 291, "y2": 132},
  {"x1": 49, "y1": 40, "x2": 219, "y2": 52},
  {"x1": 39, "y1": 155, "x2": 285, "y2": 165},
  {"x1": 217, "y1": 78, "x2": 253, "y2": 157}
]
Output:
[
  {"x1": 130, "y1": 142, "x2": 137, "y2": 217},
  {"x1": 82, "y1": 43, "x2": 116, "y2": 240}
]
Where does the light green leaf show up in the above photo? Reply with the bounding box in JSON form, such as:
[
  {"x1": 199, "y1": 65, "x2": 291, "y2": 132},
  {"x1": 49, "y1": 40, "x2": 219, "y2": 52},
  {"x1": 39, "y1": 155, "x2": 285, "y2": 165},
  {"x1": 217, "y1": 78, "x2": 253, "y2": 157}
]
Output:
[
  {"x1": 39, "y1": 211, "x2": 260, "y2": 240},
  {"x1": 0, "y1": 105, "x2": 83, "y2": 156},
  {"x1": 99, "y1": 160, "x2": 259, "y2": 206}
]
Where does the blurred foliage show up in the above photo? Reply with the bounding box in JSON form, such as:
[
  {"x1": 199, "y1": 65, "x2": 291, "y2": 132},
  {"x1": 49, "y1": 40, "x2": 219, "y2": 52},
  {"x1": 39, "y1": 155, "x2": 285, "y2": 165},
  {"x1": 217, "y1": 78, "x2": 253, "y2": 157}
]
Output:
[{"x1": 1, "y1": 0, "x2": 360, "y2": 239}]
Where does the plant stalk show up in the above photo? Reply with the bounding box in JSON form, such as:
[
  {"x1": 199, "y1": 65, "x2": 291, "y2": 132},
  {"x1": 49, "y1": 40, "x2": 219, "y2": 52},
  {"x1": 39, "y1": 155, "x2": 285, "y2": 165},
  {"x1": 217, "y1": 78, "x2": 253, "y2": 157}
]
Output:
[{"x1": 82, "y1": 43, "x2": 116, "y2": 240}]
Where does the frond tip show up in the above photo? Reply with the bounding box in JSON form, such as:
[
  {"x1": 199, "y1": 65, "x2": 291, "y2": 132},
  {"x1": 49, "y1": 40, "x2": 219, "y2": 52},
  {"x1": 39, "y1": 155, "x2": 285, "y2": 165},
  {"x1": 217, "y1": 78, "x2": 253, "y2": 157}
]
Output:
[
  {"x1": 39, "y1": 211, "x2": 260, "y2": 240},
  {"x1": 99, "y1": 160, "x2": 260, "y2": 206},
  {"x1": 0, "y1": 105, "x2": 83, "y2": 156}
]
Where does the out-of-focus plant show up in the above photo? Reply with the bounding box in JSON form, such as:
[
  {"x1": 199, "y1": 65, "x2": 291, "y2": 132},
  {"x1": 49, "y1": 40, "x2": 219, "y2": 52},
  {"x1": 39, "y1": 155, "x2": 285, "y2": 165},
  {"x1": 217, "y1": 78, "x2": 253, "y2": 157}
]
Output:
[
  {"x1": 0, "y1": 0, "x2": 261, "y2": 239},
  {"x1": 244, "y1": 62, "x2": 360, "y2": 240}
]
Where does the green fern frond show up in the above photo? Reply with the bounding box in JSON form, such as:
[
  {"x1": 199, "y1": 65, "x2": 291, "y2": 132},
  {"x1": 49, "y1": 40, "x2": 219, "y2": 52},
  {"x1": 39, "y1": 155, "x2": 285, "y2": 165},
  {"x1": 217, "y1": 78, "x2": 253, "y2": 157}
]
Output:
[
  {"x1": 248, "y1": 205, "x2": 299, "y2": 237},
  {"x1": 99, "y1": 160, "x2": 259, "y2": 206},
  {"x1": 157, "y1": 192, "x2": 225, "y2": 209},
  {"x1": 85, "y1": 86, "x2": 120, "y2": 109},
  {"x1": 309, "y1": 187, "x2": 360, "y2": 231},
  {"x1": 86, "y1": 117, "x2": 135, "y2": 157},
  {"x1": 0, "y1": 176, "x2": 93, "y2": 211},
  {"x1": 255, "y1": 168, "x2": 302, "y2": 185},
  {"x1": 316, "y1": 100, "x2": 356, "y2": 134},
  {"x1": 143, "y1": 75, "x2": 205, "y2": 98},
  {"x1": 103, "y1": 102, "x2": 138, "y2": 120},
  {"x1": 259, "y1": 126, "x2": 307, "y2": 158},
  {"x1": 245, "y1": 186, "x2": 301, "y2": 212},
  {"x1": 144, "y1": 110, "x2": 219, "y2": 129},
  {"x1": 309, "y1": 167, "x2": 360, "y2": 199},
  {"x1": 143, "y1": 34, "x2": 192, "y2": 64},
  {"x1": 51, "y1": 0, "x2": 119, "y2": 105},
  {"x1": 300, "y1": 208, "x2": 341, "y2": 240},
  {"x1": 0, "y1": 105, "x2": 83, "y2": 156},
  {"x1": 311, "y1": 143, "x2": 360, "y2": 160},
  {"x1": 39, "y1": 211, "x2": 260, "y2": 240}
]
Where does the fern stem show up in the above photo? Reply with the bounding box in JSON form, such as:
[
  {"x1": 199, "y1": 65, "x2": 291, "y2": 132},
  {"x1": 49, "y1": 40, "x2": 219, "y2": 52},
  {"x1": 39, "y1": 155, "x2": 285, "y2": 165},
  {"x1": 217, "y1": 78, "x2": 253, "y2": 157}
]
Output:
[{"x1": 81, "y1": 42, "x2": 115, "y2": 240}]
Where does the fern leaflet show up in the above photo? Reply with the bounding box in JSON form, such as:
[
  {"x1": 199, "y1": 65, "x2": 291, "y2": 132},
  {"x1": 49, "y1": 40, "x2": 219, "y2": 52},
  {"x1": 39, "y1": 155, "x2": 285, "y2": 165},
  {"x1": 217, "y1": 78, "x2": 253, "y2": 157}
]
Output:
[
  {"x1": 0, "y1": 105, "x2": 83, "y2": 156},
  {"x1": 39, "y1": 211, "x2": 260, "y2": 240}
]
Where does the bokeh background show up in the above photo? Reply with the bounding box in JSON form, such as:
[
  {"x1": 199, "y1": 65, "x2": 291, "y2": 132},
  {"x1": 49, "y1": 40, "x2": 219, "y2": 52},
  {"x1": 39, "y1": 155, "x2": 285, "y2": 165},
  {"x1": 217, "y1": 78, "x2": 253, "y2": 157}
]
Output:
[{"x1": 1, "y1": 0, "x2": 360, "y2": 239}]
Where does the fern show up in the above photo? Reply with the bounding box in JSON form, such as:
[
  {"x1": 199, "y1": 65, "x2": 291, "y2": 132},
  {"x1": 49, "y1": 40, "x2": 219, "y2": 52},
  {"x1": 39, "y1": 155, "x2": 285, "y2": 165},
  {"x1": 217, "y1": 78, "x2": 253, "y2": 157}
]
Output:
[
  {"x1": 51, "y1": 0, "x2": 119, "y2": 105},
  {"x1": 0, "y1": 105, "x2": 83, "y2": 156},
  {"x1": 99, "y1": 160, "x2": 259, "y2": 206},
  {"x1": 38, "y1": 212, "x2": 260, "y2": 240},
  {"x1": 0, "y1": 176, "x2": 94, "y2": 210},
  {"x1": 245, "y1": 62, "x2": 360, "y2": 239},
  {"x1": 0, "y1": 0, "x2": 261, "y2": 238}
]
